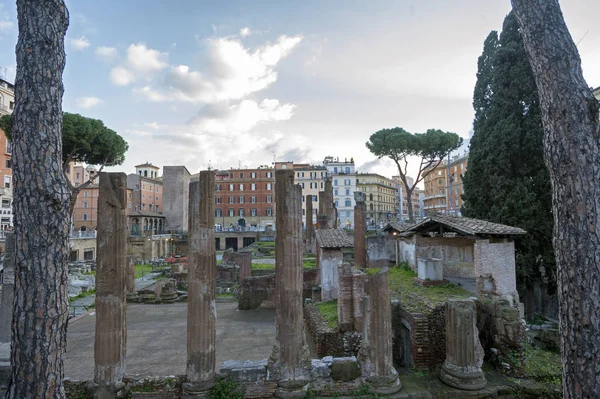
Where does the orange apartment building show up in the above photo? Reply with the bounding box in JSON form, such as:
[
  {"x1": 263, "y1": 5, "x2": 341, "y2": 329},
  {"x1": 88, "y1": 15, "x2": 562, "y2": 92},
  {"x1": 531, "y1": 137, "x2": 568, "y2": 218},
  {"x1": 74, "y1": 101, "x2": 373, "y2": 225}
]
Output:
[
  {"x1": 422, "y1": 153, "x2": 468, "y2": 215},
  {"x1": 127, "y1": 163, "x2": 164, "y2": 234},
  {"x1": 214, "y1": 167, "x2": 276, "y2": 229}
]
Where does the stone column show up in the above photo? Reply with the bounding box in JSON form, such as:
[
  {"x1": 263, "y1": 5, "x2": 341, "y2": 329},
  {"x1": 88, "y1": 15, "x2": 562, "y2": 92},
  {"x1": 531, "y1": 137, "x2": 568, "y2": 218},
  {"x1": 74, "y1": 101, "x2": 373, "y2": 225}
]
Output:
[
  {"x1": 337, "y1": 263, "x2": 354, "y2": 332},
  {"x1": 185, "y1": 172, "x2": 217, "y2": 393},
  {"x1": 125, "y1": 255, "x2": 138, "y2": 302},
  {"x1": 358, "y1": 268, "x2": 401, "y2": 394},
  {"x1": 354, "y1": 191, "x2": 367, "y2": 268},
  {"x1": 95, "y1": 172, "x2": 127, "y2": 384},
  {"x1": 305, "y1": 195, "x2": 314, "y2": 254},
  {"x1": 352, "y1": 271, "x2": 367, "y2": 332},
  {"x1": 318, "y1": 191, "x2": 325, "y2": 215},
  {"x1": 317, "y1": 215, "x2": 328, "y2": 230},
  {"x1": 440, "y1": 299, "x2": 486, "y2": 390},
  {"x1": 269, "y1": 170, "x2": 310, "y2": 396},
  {"x1": 234, "y1": 252, "x2": 252, "y2": 285},
  {"x1": 0, "y1": 232, "x2": 15, "y2": 383},
  {"x1": 324, "y1": 177, "x2": 335, "y2": 228}
]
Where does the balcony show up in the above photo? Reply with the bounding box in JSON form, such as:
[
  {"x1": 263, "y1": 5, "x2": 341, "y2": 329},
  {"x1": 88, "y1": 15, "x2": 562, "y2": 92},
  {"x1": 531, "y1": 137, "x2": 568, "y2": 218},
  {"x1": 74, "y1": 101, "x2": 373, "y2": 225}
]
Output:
[
  {"x1": 423, "y1": 193, "x2": 446, "y2": 201},
  {"x1": 423, "y1": 204, "x2": 447, "y2": 210}
]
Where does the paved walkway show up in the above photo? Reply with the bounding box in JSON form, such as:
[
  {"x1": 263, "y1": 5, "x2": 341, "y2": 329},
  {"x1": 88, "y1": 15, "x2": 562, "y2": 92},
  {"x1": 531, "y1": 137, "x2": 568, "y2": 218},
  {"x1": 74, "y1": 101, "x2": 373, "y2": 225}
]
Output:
[{"x1": 64, "y1": 301, "x2": 276, "y2": 380}]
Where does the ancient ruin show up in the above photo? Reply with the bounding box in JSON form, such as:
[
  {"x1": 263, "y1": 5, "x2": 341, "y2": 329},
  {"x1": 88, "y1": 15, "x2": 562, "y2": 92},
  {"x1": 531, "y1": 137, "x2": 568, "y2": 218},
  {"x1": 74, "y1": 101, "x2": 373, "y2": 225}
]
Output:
[{"x1": 353, "y1": 192, "x2": 367, "y2": 268}]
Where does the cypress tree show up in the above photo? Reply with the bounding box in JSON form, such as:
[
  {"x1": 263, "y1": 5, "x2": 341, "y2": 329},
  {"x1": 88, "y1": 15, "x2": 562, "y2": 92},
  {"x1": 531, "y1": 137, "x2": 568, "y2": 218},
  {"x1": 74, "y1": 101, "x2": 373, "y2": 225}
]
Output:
[{"x1": 462, "y1": 12, "x2": 555, "y2": 294}]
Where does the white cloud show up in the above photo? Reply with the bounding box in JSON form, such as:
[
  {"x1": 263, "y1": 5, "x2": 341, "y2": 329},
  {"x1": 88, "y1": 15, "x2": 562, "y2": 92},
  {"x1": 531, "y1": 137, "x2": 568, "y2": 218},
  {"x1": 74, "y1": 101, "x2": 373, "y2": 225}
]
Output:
[
  {"x1": 71, "y1": 36, "x2": 90, "y2": 50},
  {"x1": 95, "y1": 46, "x2": 117, "y2": 60},
  {"x1": 0, "y1": 20, "x2": 13, "y2": 32},
  {"x1": 109, "y1": 43, "x2": 168, "y2": 86},
  {"x1": 110, "y1": 66, "x2": 136, "y2": 86},
  {"x1": 137, "y1": 35, "x2": 302, "y2": 103},
  {"x1": 75, "y1": 96, "x2": 103, "y2": 109},
  {"x1": 240, "y1": 27, "x2": 252, "y2": 37}
]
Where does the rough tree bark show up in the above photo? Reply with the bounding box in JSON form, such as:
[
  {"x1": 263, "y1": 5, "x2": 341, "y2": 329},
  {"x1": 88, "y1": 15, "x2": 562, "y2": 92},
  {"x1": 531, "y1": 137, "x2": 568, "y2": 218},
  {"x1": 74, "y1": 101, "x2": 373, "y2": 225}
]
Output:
[
  {"x1": 511, "y1": 1, "x2": 600, "y2": 396},
  {"x1": 7, "y1": 1, "x2": 71, "y2": 398}
]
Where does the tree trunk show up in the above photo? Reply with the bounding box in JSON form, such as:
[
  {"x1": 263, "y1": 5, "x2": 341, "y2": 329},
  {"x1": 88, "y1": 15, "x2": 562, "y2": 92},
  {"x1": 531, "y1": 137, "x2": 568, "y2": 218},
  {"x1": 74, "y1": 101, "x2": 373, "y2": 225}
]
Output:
[
  {"x1": 406, "y1": 186, "x2": 414, "y2": 223},
  {"x1": 511, "y1": 1, "x2": 600, "y2": 396},
  {"x1": 7, "y1": 1, "x2": 70, "y2": 398}
]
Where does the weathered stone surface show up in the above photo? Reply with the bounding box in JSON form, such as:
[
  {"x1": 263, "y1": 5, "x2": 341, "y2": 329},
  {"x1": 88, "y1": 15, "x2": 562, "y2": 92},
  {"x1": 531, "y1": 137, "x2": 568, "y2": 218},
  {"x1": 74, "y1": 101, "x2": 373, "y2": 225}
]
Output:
[
  {"x1": 440, "y1": 299, "x2": 487, "y2": 390},
  {"x1": 353, "y1": 192, "x2": 367, "y2": 268},
  {"x1": 338, "y1": 264, "x2": 354, "y2": 332},
  {"x1": 126, "y1": 255, "x2": 139, "y2": 302},
  {"x1": 323, "y1": 178, "x2": 335, "y2": 228},
  {"x1": 231, "y1": 252, "x2": 252, "y2": 285},
  {"x1": 186, "y1": 172, "x2": 217, "y2": 389},
  {"x1": 220, "y1": 359, "x2": 268, "y2": 382},
  {"x1": 269, "y1": 170, "x2": 310, "y2": 388},
  {"x1": 95, "y1": 173, "x2": 128, "y2": 384},
  {"x1": 305, "y1": 195, "x2": 315, "y2": 254},
  {"x1": 331, "y1": 357, "x2": 360, "y2": 381},
  {"x1": 358, "y1": 268, "x2": 401, "y2": 394},
  {"x1": 0, "y1": 233, "x2": 15, "y2": 343}
]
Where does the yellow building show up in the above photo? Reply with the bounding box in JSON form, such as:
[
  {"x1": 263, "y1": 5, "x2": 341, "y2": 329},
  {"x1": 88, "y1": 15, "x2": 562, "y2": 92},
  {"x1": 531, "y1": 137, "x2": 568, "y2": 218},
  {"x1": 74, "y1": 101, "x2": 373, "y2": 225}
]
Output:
[
  {"x1": 356, "y1": 173, "x2": 398, "y2": 226},
  {"x1": 423, "y1": 154, "x2": 468, "y2": 215}
]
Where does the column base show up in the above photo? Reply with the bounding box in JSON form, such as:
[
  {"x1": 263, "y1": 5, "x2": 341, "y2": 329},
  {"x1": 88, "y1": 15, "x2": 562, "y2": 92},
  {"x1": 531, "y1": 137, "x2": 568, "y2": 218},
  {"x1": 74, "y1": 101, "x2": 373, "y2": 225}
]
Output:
[
  {"x1": 275, "y1": 379, "x2": 310, "y2": 399},
  {"x1": 365, "y1": 373, "x2": 402, "y2": 395},
  {"x1": 182, "y1": 379, "x2": 217, "y2": 398},
  {"x1": 439, "y1": 361, "x2": 487, "y2": 391}
]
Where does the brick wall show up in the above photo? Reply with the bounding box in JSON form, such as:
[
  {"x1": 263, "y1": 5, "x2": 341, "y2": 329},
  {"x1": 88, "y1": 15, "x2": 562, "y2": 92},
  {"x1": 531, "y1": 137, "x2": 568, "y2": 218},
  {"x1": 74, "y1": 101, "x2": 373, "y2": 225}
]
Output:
[
  {"x1": 474, "y1": 238, "x2": 517, "y2": 297},
  {"x1": 366, "y1": 235, "x2": 396, "y2": 268},
  {"x1": 304, "y1": 300, "x2": 345, "y2": 357}
]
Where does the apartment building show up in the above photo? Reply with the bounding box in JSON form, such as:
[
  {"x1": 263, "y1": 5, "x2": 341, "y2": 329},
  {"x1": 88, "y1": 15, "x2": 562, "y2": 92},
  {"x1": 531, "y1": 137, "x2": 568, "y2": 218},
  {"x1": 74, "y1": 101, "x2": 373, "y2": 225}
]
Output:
[
  {"x1": 72, "y1": 185, "x2": 99, "y2": 231},
  {"x1": 422, "y1": 153, "x2": 468, "y2": 215},
  {"x1": 0, "y1": 78, "x2": 15, "y2": 117},
  {"x1": 0, "y1": 78, "x2": 14, "y2": 230},
  {"x1": 214, "y1": 167, "x2": 275, "y2": 229},
  {"x1": 127, "y1": 163, "x2": 163, "y2": 213},
  {"x1": 357, "y1": 173, "x2": 398, "y2": 226},
  {"x1": 393, "y1": 176, "x2": 424, "y2": 221},
  {"x1": 323, "y1": 156, "x2": 356, "y2": 228}
]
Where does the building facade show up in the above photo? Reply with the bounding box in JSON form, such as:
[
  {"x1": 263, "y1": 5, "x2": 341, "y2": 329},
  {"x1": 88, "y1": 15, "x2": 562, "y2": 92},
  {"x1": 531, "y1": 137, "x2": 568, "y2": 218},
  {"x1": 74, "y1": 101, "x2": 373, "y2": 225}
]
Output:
[
  {"x1": 357, "y1": 173, "x2": 398, "y2": 226},
  {"x1": 422, "y1": 153, "x2": 468, "y2": 215},
  {"x1": 393, "y1": 176, "x2": 424, "y2": 222},
  {"x1": 0, "y1": 78, "x2": 15, "y2": 117},
  {"x1": 323, "y1": 156, "x2": 356, "y2": 228},
  {"x1": 0, "y1": 78, "x2": 14, "y2": 231},
  {"x1": 127, "y1": 163, "x2": 163, "y2": 213},
  {"x1": 214, "y1": 167, "x2": 276, "y2": 229}
]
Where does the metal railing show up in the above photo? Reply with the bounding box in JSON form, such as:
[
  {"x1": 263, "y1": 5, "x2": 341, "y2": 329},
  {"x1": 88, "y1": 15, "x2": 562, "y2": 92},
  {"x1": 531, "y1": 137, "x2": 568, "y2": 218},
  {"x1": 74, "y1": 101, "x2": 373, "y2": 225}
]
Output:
[{"x1": 69, "y1": 230, "x2": 97, "y2": 239}]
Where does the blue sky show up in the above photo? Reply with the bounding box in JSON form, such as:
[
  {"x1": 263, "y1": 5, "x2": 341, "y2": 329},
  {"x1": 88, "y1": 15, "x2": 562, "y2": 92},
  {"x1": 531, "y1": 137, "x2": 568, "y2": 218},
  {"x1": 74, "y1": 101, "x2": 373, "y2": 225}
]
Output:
[{"x1": 0, "y1": 1, "x2": 598, "y2": 180}]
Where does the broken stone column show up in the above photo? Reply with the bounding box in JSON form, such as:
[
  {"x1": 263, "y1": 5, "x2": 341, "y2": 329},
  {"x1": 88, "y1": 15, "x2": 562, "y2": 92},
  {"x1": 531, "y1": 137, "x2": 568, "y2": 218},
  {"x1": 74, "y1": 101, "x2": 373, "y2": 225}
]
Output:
[
  {"x1": 269, "y1": 170, "x2": 310, "y2": 396},
  {"x1": 352, "y1": 271, "x2": 367, "y2": 332},
  {"x1": 353, "y1": 191, "x2": 367, "y2": 268},
  {"x1": 95, "y1": 172, "x2": 127, "y2": 384},
  {"x1": 185, "y1": 172, "x2": 217, "y2": 393},
  {"x1": 233, "y1": 252, "x2": 252, "y2": 285},
  {"x1": 324, "y1": 177, "x2": 335, "y2": 228},
  {"x1": 0, "y1": 232, "x2": 15, "y2": 386},
  {"x1": 440, "y1": 299, "x2": 487, "y2": 390},
  {"x1": 338, "y1": 263, "x2": 354, "y2": 332},
  {"x1": 125, "y1": 255, "x2": 138, "y2": 302},
  {"x1": 318, "y1": 191, "x2": 325, "y2": 215},
  {"x1": 358, "y1": 268, "x2": 401, "y2": 394},
  {"x1": 305, "y1": 195, "x2": 314, "y2": 254}
]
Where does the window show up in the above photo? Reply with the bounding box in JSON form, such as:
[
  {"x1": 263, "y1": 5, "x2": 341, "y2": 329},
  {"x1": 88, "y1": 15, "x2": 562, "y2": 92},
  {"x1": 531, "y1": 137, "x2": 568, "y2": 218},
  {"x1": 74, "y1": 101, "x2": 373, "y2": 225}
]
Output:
[
  {"x1": 345, "y1": 199, "x2": 351, "y2": 207},
  {"x1": 229, "y1": 196, "x2": 234, "y2": 204},
  {"x1": 240, "y1": 172, "x2": 244, "y2": 178},
  {"x1": 239, "y1": 208, "x2": 245, "y2": 216},
  {"x1": 266, "y1": 172, "x2": 272, "y2": 178},
  {"x1": 438, "y1": 178, "x2": 443, "y2": 185},
  {"x1": 251, "y1": 196, "x2": 256, "y2": 204},
  {"x1": 345, "y1": 167, "x2": 350, "y2": 174},
  {"x1": 266, "y1": 183, "x2": 272, "y2": 190},
  {"x1": 228, "y1": 209, "x2": 235, "y2": 217},
  {"x1": 229, "y1": 173, "x2": 234, "y2": 178},
  {"x1": 334, "y1": 189, "x2": 338, "y2": 196},
  {"x1": 142, "y1": 194, "x2": 145, "y2": 199},
  {"x1": 335, "y1": 200, "x2": 339, "y2": 207},
  {"x1": 302, "y1": 209, "x2": 305, "y2": 215},
  {"x1": 345, "y1": 189, "x2": 350, "y2": 196},
  {"x1": 149, "y1": 195, "x2": 152, "y2": 200},
  {"x1": 149, "y1": 204, "x2": 153, "y2": 211},
  {"x1": 239, "y1": 196, "x2": 245, "y2": 204},
  {"x1": 84, "y1": 191, "x2": 88, "y2": 197},
  {"x1": 313, "y1": 195, "x2": 317, "y2": 202},
  {"x1": 216, "y1": 209, "x2": 222, "y2": 217},
  {"x1": 321, "y1": 182, "x2": 324, "y2": 189},
  {"x1": 301, "y1": 183, "x2": 305, "y2": 188},
  {"x1": 344, "y1": 179, "x2": 351, "y2": 185},
  {"x1": 83, "y1": 249, "x2": 94, "y2": 261},
  {"x1": 239, "y1": 184, "x2": 244, "y2": 191},
  {"x1": 142, "y1": 204, "x2": 145, "y2": 210},
  {"x1": 1, "y1": 199, "x2": 9, "y2": 208},
  {"x1": 334, "y1": 167, "x2": 338, "y2": 173},
  {"x1": 438, "y1": 171, "x2": 442, "y2": 176},
  {"x1": 216, "y1": 184, "x2": 222, "y2": 191},
  {"x1": 266, "y1": 208, "x2": 272, "y2": 216},
  {"x1": 334, "y1": 180, "x2": 338, "y2": 186},
  {"x1": 156, "y1": 205, "x2": 159, "y2": 212},
  {"x1": 5, "y1": 141, "x2": 11, "y2": 154},
  {"x1": 4, "y1": 176, "x2": 10, "y2": 189},
  {"x1": 216, "y1": 197, "x2": 221, "y2": 204},
  {"x1": 229, "y1": 184, "x2": 234, "y2": 191},
  {"x1": 83, "y1": 201, "x2": 88, "y2": 209},
  {"x1": 5, "y1": 159, "x2": 10, "y2": 168},
  {"x1": 251, "y1": 183, "x2": 256, "y2": 191},
  {"x1": 250, "y1": 172, "x2": 256, "y2": 178},
  {"x1": 346, "y1": 211, "x2": 350, "y2": 217},
  {"x1": 82, "y1": 213, "x2": 88, "y2": 221},
  {"x1": 302, "y1": 195, "x2": 305, "y2": 202},
  {"x1": 266, "y1": 195, "x2": 272, "y2": 203},
  {"x1": 251, "y1": 208, "x2": 257, "y2": 216},
  {"x1": 156, "y1": 187, "x2": 160, "y2": 192}
]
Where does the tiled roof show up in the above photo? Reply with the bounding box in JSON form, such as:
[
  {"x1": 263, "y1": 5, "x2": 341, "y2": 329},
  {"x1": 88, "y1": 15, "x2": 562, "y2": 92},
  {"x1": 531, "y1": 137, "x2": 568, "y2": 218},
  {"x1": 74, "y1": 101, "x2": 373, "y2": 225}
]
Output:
[
  {"x1": 315, "y1": 229, "x2": 354, "y2": 248},
  {"x1": 408, "y1": 215, "x2": 526, "y2": 237},
  {"x1": 383, "y1": 222, "x2": 414, "y2": 233}
]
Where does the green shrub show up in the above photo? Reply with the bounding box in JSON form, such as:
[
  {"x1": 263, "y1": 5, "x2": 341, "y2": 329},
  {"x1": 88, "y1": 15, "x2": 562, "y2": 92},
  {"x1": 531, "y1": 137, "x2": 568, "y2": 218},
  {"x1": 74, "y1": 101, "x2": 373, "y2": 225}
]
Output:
[{"x1": 210, "y1": 377, "x2": 245, "y2": 399}]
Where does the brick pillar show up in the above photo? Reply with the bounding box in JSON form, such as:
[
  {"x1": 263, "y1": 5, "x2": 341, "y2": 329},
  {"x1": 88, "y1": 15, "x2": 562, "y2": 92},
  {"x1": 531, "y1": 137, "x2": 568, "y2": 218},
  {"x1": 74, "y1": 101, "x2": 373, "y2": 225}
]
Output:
[
  {"x1": 354, "y1": 191, "x2": 367, "y2": 268},
  {"x1": 359, "y1": 268, "x2": 401, "y2": 394},
  {"x1": 337, "y1": 263, "x2": 354, "y2": 332},
  {"x1": 234, "y1": 252, "x2": 252, "y2": 285},
  {"x1": 305, "y1": 195, "x2": 314, "y2": 254},
  {"x1": 185, "y1": 171, "x2": 217, "y2": 392},
  {"x1": 0, "y1": 233, "x2": 15, "y2": 343},
  {"x1": 94, "y1": 172, "x2": 127, "y2": 384},
  {"x1": 269, "y1": 170, "x2": 310, "y2": 393},
  {"x1": 125, "y1": 255, "x2": 138, "y2": 302},
  {"x1": 440, "y1": 299, "x2": 486, "y2": 390}
]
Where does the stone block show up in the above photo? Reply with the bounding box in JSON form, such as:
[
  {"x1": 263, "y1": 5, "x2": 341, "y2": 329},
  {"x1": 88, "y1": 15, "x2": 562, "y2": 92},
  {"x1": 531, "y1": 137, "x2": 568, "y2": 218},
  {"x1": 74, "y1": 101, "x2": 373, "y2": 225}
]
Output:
[
  {"x1": 331, "y1": 357, "x2": 360, "y2": 382},
  {"x1": 220, "y1": 359, "x2": 268, "y2": 382},
  {"x1": 310, "y1": 359, "x2": 331, "y2": 378},
  {"x1": 501, "y1": 307, "x2": 520, "y2": 321},
  {"x1": 417, "y1": 258, "x2": 443, "y2": 281}
]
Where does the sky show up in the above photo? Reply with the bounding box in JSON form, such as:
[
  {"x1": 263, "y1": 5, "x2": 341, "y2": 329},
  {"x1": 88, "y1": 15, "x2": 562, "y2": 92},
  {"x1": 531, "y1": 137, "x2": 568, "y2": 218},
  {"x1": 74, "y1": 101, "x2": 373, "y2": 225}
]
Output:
[{"x1": 0, "y1": 1, "x2": 598, "y2": 182}]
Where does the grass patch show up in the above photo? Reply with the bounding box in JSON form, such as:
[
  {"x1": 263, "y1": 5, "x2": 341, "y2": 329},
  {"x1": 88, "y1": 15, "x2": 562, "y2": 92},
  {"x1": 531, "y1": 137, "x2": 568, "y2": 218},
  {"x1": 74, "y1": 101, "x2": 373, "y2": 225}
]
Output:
[
  {"x1": 315, "y1": 299, "x2": 338, "y2": 329},
  {"x1": 368, "y1": 264, "x2": 471, "y2": 313},
  {"x1": 303, "y1": 258, "x2": 317, "y2": 268},
  {"x1": 134, "y1": 264, "x2": 154, "y2": 278},
  {"x1": 256, "y1": 241, "x2": 276, "y2": 248},
  {"x1": 252, "y1": 263, "x2": 276, "y2": 270},
  {"x1": 524, "y1": 344, "x2": 562, "y2": 384},
  {"x1": 69, "y1": 289, "x2": 96, "y2": 303}
]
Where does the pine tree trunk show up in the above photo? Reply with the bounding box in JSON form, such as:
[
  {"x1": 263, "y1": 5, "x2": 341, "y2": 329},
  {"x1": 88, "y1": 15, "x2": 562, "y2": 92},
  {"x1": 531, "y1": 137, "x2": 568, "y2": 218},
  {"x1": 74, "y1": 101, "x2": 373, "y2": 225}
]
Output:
[
  {"x1": 406, "y1": 187, "x2": 415, "y2": 223},
  {"x1": 7, "y1": 1, "x2": 70, "y2": 398},
  {"x1": 511, "y1": 1, "x2": 600, "y2": 396}
]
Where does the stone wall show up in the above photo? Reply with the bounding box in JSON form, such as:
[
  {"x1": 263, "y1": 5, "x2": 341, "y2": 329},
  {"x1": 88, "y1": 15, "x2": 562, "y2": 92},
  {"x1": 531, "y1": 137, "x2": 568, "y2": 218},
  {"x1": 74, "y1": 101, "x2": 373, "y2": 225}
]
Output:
[
  {"x1": 397, "y1": 235, "x2": 416, "y2": 268},
  {"x1": 366, "y1": 235, "x2": 396, "y2": 268},
  {"x1": 320, "y1": 248, "x2": 343, "y2": 301},
  {"x1": 474, "y1": 238, "x2": 517, "y2": 297},
  {"x1": 304, "y1": 300, "x2": 345, "y2": 357},
  {"x1": 162, "y1": 166, "x2": 191, "y2": 232},
  {"x1": 415, "y1": 235, "x2": 475, "y2": 278}
]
